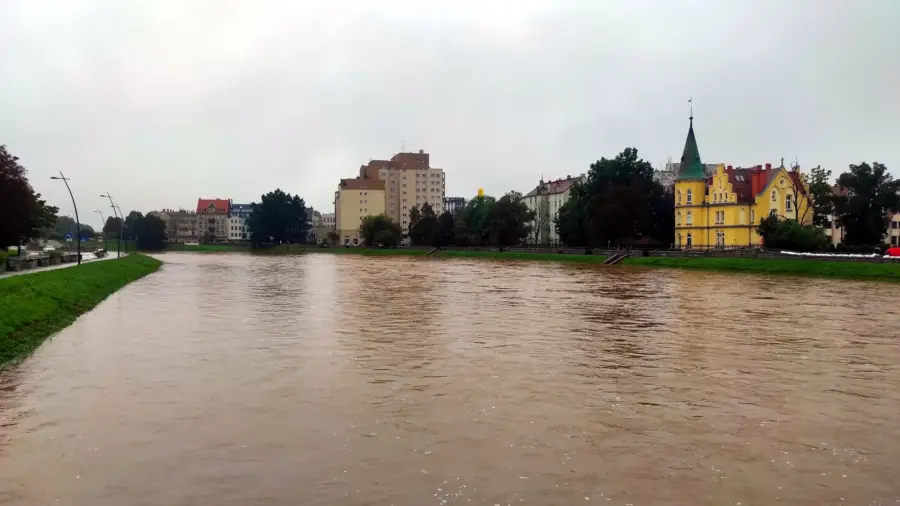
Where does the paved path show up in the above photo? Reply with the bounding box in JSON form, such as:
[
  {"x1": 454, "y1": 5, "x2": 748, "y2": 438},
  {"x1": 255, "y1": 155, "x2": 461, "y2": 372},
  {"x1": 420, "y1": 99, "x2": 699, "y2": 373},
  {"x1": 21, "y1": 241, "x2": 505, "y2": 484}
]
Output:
[{"x1": 0, "y1": 253, "x2": 124, "y2": 280}]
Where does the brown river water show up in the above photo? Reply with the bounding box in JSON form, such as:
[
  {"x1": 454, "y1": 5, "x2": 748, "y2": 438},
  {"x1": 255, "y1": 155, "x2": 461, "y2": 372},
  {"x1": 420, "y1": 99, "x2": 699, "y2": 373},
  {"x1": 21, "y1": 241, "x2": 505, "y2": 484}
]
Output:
[{"x1": 2, "y1": 252, "x2": 899, "y2": 506}]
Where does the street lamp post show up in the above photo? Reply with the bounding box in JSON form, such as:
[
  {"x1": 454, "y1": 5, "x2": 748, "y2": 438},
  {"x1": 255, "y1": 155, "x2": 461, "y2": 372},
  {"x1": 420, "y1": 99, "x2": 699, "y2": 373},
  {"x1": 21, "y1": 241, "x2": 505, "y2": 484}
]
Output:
[
  {"x1": 101, "y1": 193, "x2": 121, "y2": 258},
  {"x1": 95, "y1": 209, "x2": 107, "y2": 251},
  {"x1": 50, "y1": 171, "x2": 81, "y2": 265},
  {"x1": 114, "y1": 203, "x2": 128, "y2": 253}
]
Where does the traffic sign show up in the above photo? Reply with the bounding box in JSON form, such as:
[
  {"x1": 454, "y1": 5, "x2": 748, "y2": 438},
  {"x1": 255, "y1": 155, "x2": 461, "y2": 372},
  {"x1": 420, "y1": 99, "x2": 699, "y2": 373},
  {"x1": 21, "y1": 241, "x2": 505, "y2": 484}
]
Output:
[{"x1": 65, "y1": 232, "x2": 72, "y2": 239}]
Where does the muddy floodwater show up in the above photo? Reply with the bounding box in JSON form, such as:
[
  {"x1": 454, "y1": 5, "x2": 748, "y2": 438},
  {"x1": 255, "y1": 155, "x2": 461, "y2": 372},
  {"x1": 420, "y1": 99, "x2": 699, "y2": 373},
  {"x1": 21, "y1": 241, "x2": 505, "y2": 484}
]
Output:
[{"x1": 2, "y1": 253, "x2": 899, "y2": 505}]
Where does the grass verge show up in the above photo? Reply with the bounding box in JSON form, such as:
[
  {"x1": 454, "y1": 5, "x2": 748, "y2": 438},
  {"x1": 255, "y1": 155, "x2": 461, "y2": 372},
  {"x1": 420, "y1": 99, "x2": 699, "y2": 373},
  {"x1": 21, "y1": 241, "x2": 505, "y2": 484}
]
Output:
[
  {"x1": 622, "y1": 256, "x2": 900, "y2": 281},
  {"x1": 0, "y1": 254, "x2": 162, "y2": 367}
]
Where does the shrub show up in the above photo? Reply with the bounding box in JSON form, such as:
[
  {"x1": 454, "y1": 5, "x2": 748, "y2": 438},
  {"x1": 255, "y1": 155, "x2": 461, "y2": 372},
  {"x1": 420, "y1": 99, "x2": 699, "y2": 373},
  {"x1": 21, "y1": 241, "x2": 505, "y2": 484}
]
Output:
[{"x1": 757, "y1": 216, "x2": 829, "y2": 252}]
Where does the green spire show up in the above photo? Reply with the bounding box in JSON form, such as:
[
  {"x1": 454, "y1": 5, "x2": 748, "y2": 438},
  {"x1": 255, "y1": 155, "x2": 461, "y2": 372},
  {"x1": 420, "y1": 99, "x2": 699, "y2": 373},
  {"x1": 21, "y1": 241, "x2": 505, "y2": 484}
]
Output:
[{"x1": 675, "y1": 116, "x2": 706, "y2": 181}]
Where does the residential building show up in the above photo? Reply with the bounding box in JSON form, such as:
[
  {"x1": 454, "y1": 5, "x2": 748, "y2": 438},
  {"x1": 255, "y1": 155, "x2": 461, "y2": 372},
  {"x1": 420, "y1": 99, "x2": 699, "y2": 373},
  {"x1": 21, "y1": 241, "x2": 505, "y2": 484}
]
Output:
[
  {"x1": 231, "y1": 203, "x2": 252, "y2": 219},
  {"x1": 150, "y1": 208, "x2": 198, "y2": 242},
  {"x1": 889, "y1": 213, "x2": 900, "y2": 246},
  {"x1": 334, "y1": 178, "x2": 386, "y2": 245},
  {"x1": 357, "y1": 149, "x2": 445, "y2": 234},
  {"x1": 444, "y1": 197, "x2": 466, "y2": 214},
  {"x1": 673, "y1": 116, "x2": 812, "y2": 248},
  {"x1": 522, "y1": 175, "x2": 584, "y2": 245},
  {"x1": 321, "y1": 213, "x2": 336, "y2": 229},
  {"x1": 197, "y1": 198, "x2": 230, "y2": 242}
]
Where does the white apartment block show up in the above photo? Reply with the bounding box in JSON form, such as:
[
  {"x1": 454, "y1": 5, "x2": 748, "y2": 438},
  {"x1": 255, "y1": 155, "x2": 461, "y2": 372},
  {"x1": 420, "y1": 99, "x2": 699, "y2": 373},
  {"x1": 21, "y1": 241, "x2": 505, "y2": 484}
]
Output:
[{"x1": 522, "y1": 175, "x2": 584, "y2": 245}]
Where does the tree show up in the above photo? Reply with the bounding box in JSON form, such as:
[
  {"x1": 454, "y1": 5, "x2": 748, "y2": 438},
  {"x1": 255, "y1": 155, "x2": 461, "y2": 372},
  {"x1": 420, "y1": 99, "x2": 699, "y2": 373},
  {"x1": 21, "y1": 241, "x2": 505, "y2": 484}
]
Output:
[
  {"x1": 0, "y1": 145, "x2": 57, "y2": 250},
  {"x1": 247, "y1": 189, "x2": 309, "y2": 247},
  {"x1": 555, "y1": 182, "x2": 591, "y2": 247},
  {"x1": 408, "y1": 202, "x2": 439, "y2": 246},
  {"x1": 435, "y1": 211, "x2": 456, "y2": 247},
  {"x1": 123, "y1": 211, "x2": 144, "y2": 240},
  {"x1": 490, "y1": 191, "x2": 534, "y2": 247},
  {"x1": 359, "y1": 214, "x2": 401, "y2": 247},
  {"x1": 807, "y1": 165, "x2": 834, "y2": 227},
  {"x1": 555, "y1": 147, "x2": 673, "y2": 247},
  {"x1": 833, "y1": 162, "x2": 900, "y2": 245},
  {"x1": 458, "y1": 195, "x2": 497, "y2": 245},
  {"x1": 103, "y1": 216, "x2": 123, "y2": 236},
  {"x1": 757, "y1": 215, "x2": 828, "y2": 252},
  {"x1": 135, "y1": 214, "x2": 167, "y2": 251},
  {"x1": 326, "y1": 231, "x2": 339, "y2": 245},
  {"x1": 530, "y1": 191, "x2": 550, "y2": 245}
]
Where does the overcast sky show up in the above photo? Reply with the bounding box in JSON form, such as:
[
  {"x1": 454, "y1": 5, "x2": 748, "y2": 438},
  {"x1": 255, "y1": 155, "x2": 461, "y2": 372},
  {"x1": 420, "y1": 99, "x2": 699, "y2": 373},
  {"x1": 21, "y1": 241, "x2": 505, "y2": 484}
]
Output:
[{"x1": 2, "y1": 0, "x2": 898, "y2": 229}]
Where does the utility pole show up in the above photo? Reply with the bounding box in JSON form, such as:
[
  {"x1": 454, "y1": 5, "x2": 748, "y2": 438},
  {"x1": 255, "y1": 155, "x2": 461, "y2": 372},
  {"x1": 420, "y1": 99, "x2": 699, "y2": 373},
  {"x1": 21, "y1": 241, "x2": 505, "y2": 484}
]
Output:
[{"x1": 50, "y1": 171, "x2": 81, "y2": 265}]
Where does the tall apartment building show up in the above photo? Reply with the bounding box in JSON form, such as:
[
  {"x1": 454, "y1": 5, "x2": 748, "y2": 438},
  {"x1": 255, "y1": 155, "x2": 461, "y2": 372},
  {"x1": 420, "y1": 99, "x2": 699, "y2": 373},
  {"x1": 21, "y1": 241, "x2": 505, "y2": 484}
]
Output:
[
  {"x1": 334, "y1": 178, "x2": 386, "y2": 245},
  {"x1": 358, "y1": 150, "x2": 445, "y2": 234},
  {"x1": 228, "y1": 203, "x2": 252, "y2": 242},
  {"x1": 197, "y1": 198, "x2": 230, "y2": 242}
]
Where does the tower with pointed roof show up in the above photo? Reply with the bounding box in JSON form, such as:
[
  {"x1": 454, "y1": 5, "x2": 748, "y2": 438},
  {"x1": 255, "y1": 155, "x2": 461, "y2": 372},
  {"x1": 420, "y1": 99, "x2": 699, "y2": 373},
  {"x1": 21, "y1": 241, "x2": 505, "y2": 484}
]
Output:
[{"x1": 673, "y1": 115, "x2": 711, "y2": 248}]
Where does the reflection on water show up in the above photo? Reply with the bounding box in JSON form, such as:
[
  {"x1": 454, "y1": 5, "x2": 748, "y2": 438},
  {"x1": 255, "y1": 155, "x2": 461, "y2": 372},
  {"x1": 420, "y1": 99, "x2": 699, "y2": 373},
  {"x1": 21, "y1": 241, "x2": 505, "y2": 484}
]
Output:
[{"x1": 1, "y1": 253, "x2": 899, "y2": 505}]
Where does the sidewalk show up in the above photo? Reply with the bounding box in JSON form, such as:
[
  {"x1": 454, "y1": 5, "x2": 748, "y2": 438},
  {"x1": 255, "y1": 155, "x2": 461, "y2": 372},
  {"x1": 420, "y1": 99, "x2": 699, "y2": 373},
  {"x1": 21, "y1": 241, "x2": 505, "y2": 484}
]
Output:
[{"x1": 0, "y1": 253, "x2": 124, "y2": 280}]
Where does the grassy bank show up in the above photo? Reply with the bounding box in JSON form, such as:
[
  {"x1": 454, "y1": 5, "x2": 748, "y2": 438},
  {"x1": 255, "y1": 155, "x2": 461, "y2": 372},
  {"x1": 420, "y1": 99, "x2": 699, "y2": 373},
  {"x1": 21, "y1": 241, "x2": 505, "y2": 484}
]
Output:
[
  {"x1": 621, "y1": 256, "x2": 900, "y2": 281},
  {"x1": 0, "y1": 254, "x2": 162, "y2": 367}
]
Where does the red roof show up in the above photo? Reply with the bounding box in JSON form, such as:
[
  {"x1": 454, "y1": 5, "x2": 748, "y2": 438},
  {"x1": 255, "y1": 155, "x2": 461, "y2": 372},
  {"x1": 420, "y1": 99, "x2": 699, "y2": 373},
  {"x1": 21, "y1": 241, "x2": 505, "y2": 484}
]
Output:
[{"x1": 197, "y1": 199, "x2": 230, "y2": 214}]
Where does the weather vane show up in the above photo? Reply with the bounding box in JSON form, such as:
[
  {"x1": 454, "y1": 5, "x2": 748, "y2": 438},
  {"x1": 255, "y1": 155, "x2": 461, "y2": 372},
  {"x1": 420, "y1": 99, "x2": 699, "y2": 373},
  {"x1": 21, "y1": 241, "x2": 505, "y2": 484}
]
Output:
[{"x1": 688, "y1": 97, "x2": 693, "y2": 120}]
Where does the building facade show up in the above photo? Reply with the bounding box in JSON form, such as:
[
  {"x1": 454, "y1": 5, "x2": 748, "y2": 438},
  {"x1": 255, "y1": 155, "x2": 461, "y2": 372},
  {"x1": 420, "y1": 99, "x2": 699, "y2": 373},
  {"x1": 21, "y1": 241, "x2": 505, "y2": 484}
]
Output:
[
  {"x1": 150, "y1": 208, "x2": 199, "y2": 243},
  {"x1": 522, "y1": 175, "x2": 583, "y2": 245},
  {"x1": 889, "y1": 213, "x2": 900, "y2": 246},
  {"x1": 673, "y1": 117, "x2": 811, "y2": 248},
  {"x1": 444, "y1": 197, "x2": 466, "y2": 214},
  {"x1": 197, "y1": 198, "x2": 230, "y2": 242},
  {"x1": 334, "y1": 178, "x2": 386, "y2": 245},
  {"x1": 357, "y1": 150, "x2": 445, "y2": 234}
]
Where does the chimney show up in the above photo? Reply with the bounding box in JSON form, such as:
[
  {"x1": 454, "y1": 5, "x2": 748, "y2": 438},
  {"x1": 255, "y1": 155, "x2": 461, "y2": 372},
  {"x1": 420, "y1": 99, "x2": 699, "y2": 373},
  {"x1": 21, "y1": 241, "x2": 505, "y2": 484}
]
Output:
[
  {"x1": 567, "y1": 175, "x2": 571, "y2": 180},
  {"x1": 765, "y1": 163, "x2": 772, "y2": 171},
  {"x1": 727, "y1": 165, "x2": 733, "y2": 171}
]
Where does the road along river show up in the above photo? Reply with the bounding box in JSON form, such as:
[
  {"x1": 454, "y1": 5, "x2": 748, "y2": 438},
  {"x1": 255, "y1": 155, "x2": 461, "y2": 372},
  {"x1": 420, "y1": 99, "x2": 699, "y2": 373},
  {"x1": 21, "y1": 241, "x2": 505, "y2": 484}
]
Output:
[{"x1": 1, "y1": 252, "x2": 899, "y2": 505}]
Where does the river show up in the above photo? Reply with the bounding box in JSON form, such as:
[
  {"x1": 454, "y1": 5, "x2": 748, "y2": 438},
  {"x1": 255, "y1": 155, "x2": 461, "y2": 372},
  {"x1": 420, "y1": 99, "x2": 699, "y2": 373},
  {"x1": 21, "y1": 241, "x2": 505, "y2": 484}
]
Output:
[{"x1": 1, "y1": 252, "x2": 899, "y2": 505}]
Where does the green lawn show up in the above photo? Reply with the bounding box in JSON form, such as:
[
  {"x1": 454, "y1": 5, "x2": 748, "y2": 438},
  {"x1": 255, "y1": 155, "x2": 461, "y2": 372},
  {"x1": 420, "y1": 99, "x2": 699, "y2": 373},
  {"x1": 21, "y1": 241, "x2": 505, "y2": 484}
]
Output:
[
  {"x1": 0, "y1": 254, "x2": 162, "y2": 367},
  {"x1": 622, "y1": 256, "x2": 900, "y2": 281}
]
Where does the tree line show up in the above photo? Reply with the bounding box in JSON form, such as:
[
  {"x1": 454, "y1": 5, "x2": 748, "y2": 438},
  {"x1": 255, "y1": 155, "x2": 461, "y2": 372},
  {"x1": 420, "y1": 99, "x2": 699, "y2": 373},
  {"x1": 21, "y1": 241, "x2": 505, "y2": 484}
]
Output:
[{"x1": 357, "y1": 191, "x2": 536, "y2": 248}]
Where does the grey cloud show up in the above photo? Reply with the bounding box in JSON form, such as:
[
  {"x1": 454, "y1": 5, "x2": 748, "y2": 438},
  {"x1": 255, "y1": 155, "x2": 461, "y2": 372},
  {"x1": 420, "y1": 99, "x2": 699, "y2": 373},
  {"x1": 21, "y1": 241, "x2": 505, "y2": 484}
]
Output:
[{"x1": 2, "y1": 0, "x2": 897, "y2": 229}]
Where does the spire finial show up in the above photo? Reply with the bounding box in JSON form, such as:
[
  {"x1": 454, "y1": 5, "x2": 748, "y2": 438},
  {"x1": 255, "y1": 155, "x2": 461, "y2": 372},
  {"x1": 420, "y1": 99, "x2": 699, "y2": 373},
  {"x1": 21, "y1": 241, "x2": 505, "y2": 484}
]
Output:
[{"x1": 688, "y1": 97, "x2": 693, "y2": 125}]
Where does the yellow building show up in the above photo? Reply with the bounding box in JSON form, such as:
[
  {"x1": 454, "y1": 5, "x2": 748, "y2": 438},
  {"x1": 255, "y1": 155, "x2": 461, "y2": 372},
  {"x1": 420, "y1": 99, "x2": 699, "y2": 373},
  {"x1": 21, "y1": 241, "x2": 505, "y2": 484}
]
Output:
[
  {"x1": 673, "y1": 117, "x2": 812, "y2": 248},
  {"x1": 334, "y1": 178, "x2": 386, "y2": 245}
]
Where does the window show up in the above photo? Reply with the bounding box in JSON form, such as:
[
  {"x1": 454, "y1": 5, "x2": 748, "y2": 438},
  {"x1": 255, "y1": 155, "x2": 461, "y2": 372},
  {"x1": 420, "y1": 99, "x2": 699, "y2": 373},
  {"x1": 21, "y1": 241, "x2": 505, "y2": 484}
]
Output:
[
  {"x1": 677, "y1": 233, "x2": 682, "y2": 247},
  {"x1": 739, "y1": 209, "x2": 745, "y2": 225},
  {"x1": 686, "y1": 189, "x2": 693, "y2": 204},
  {"x1": 677, "y1": 190, "x2": 682, "y2": 204},
  {"x1": 676, "y1": 212, "x2": 681, "y2": 226},
  {"x1": 686, "y1": 233, "x2": 693, "y2": 247},
  {"x1": 751, "y1": 210, "x2": 755, "y2": 223},
  {"x1": 780, "y1": 178, "x2": 785, "y2": 187},
  {"x1": 686, "y1": 211, "x2": 693, "y2": 225},
  {"x1": 771, "y1": 190, "x2": 777, "y2": 202},
  {"x1": 785, "y1": 195, "x2": 793, "y2": 212},
  {"x1": 770, "y1": 209, "x2": 777, "y2": 218}
]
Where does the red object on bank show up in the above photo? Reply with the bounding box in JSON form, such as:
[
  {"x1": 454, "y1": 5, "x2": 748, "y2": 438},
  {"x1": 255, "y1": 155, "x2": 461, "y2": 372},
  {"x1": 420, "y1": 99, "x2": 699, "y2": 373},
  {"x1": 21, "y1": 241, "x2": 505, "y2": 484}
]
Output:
[{"x1": 886, "y1": 247, "x2": 900, "y2": 257}]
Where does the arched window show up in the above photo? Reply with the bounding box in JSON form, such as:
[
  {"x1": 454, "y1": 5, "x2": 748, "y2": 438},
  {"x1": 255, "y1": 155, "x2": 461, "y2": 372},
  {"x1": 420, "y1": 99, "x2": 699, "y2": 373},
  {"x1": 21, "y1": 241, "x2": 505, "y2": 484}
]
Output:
[
  {"x1": 676, "y1": 190, "x2": 682, "y2": 205},
  {"x1": 686, "y1": 189, "x2": 693, "y2": 204},
  {"x1": 686, "y1": 211, "x2": 693, "y2": 225},
  {"x1": 771, "y1": 190, "x2": 777, "y2": 202},
  {"x1": 677, "y1": 232, "x2": 682, "y2": 247},
  {"x1": 785, "y1": 194, "x2": 793, "y2": 212},
  {"x1": 686, "y1": 233, "x2": 693, "y2": 247}
]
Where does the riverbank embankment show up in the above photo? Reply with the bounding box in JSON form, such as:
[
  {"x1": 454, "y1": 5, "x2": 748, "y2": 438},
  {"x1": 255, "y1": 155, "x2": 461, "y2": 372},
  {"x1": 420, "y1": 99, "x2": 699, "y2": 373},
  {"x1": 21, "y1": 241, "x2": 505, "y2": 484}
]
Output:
[{"x1": 0, "y1": 254, "x2": 162, "y2": 367}]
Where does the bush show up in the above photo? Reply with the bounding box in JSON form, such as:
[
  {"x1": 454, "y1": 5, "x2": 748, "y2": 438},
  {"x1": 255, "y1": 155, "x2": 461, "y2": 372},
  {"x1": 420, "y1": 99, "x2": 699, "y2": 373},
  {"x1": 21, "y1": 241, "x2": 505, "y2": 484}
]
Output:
[{"x1": 757, "y1": 216, "x2": 828, "y2": 252}]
